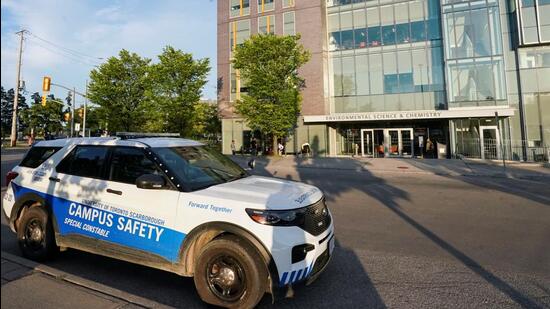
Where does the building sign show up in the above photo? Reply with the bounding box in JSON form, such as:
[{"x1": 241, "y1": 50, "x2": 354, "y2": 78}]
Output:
[{"x1": 303, "y1": 108, "x2": 515, "y2": 123}]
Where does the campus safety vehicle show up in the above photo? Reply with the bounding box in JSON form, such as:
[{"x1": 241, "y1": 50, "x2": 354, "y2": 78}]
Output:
[{"x1": 2, "y1": 134, "x2": 335, "y2": 308}]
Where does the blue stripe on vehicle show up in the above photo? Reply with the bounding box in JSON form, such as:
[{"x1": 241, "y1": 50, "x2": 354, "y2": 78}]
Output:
[
  {"x1": 279, "y1": 272, "x2": 288, "y2": 286},
  {"x1": 288, "y1": 271, "x2": 296, "y2": 284},
  {"x1": 294, "y1": 269, "x2": 303, "y2": 283},
  {"x1": 11, "y1": 183, "x2": 186, "y2": 262}
]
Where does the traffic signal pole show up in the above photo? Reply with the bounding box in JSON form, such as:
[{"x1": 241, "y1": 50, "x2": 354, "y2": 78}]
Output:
[
  {"x1": 71, "y1": 87, "x2": 76, "y2": 137},
  {"x1": 10, "y1": 30, "x2": 25, "y2": 147}
]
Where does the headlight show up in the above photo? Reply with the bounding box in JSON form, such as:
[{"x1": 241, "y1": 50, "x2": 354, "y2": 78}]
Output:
[{"x1": 245, "y1": 208, "x2": 305, "y2": 226}]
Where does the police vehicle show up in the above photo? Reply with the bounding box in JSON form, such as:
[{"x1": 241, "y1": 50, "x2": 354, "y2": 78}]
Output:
[{"x1": 2, "y1": 134, "x2": 335, "y2": 308}]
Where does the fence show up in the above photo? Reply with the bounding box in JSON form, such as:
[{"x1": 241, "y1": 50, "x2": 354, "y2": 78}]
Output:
[{"x1": 455, "y1": 138, "x2": 549, "y2": 162}]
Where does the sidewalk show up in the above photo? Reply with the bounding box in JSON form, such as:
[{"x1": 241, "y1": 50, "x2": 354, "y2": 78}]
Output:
[
  {"x1": 230, "y1": 155, "x2": 550, "y2": 180},
  {"x1": 1, "y1": 251, "x2": 166, "y2": 309}
]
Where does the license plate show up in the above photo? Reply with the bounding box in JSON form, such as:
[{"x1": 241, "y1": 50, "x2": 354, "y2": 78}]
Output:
[{"x1": 328, "y1": 235, "x2": 335, "y2": 255}]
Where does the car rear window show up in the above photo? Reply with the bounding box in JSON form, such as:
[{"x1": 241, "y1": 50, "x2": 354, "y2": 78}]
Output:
[{"x1": 20, "y1": 147, "x2": 62, "y2": 168}]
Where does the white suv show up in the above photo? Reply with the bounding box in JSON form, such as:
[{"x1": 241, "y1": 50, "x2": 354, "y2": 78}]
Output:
[{"x1": 2, "y1": 136, "x2": 335, "y2": 308}]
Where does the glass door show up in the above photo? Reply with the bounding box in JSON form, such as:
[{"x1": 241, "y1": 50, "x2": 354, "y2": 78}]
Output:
[
  {"x1": 401, "y1": 129, "x2": 413, "y2": 157},
  {"x1": 480, "y1": 126, "x2": 500, "y2": 160},
  {"x1": 360, "y1": 129, "x2": 374, "y2": 157},
  {"x1": 388, "y1": 130, "x2": 400, "y2": 156}
]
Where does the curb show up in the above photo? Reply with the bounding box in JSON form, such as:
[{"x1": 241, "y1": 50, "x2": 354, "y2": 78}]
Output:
[{"x1": 1, "y1": 251, "x2": 165, "y2": 308}]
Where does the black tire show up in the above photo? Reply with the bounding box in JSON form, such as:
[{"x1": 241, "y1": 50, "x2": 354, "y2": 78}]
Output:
[
  {"x1": 17, "y1": 206, "x2": 58, "y2": 261},
  {"x1": 194, "y1": 235, "x2": 268, "y2": 309}
]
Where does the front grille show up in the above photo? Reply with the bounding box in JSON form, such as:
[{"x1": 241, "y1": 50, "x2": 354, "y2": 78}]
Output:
[
  {"x1": 301, "y1": 198, "x2": 331, "y2": 236},
  {"x1": 310, "y1": 247, "x2": 330, "y2": 277}
]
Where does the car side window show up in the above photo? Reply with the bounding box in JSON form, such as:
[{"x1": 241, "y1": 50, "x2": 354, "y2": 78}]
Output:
[
  {"x1": 109, "y1": 147, "x2": 162, "y2": 185},
  {"x1": 20, "y1": 146, "x2": 62, "y2": 168},
  {"x1": 56, "y1": 146, "x2": 109, "y2": 179}
]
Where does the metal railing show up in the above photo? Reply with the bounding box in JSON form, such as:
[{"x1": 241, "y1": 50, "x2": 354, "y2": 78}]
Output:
[{"x1": 456, "y1": 138, "x2": 549, "y2": 162}]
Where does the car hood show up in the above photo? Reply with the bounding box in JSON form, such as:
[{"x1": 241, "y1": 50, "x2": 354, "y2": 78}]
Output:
[{"x1": 199, "y1": 175, "x2": 323, "y2": 210}]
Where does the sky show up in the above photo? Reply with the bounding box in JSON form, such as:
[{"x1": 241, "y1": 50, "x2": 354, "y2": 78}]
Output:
[{"x1": 1, "y1": 0, "x2": 217, "y2": 107}]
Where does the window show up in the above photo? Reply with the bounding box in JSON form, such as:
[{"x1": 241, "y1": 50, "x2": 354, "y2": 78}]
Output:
[
  {"x1": 282, "y1": 0, "x2": 294, "y2": 8},
  {"x1": 109, "y1": 147, "x2": 162, "y2": 185},
  {"x1": 20, "y1": 147, "x2": 62, "y2": 168},
  {"x1": 230, "y1": 19, "x2": 250, "y2": 51},
  {"x1": 396, "y1": 23, "x2": 410, "y2": 44},
  {"x1": 153, "y1": 146, "x2": 247, "y2": 191},
  {"x1": 56, "y1": 146, "x2": 109, "y2": 179},
  {"x1": 258, "y1": 0, "x2": 274, "y2": 12},
  {"x1": 410, "y1": 21, "x2": 426, "y2": 42},
  {"x1": 382, "y1": 25, "x2": 396, "y2": 45},
  {"x1": 367, "y1": 27, "x2": 381, "y2": 46},
  {"x1": 354, "y1": 28, "x2": 367, "y2": 48},
  {"x1": 230, "y1": 0, "x2": 250, "y2": 17},
  {"x1": 341, "y1": 29, "x2": 354, "y2": 49},
  {"x1": 283, "y1": 11, "x2": 295, "y2": 35},
  {"x1": 258, "y1": 15, "x2": 275, "y2": 34}
]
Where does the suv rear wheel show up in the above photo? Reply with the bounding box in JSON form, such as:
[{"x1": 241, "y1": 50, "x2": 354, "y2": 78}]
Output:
[
  {"x1": 17, "y1": 206, "x2": 58, "y2": 261},
  {"x1": 194, "y1": 235, "x2": 268, "y2": 308}
]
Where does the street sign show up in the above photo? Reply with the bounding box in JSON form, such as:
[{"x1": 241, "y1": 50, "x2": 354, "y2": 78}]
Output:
[{"x1": 75, "y1": 123, "x2": 80, "y2": 131}]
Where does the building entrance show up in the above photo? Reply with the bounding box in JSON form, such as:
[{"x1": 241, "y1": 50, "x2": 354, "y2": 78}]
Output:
[{"x1": 361, "y1": 128, "x2": 414, "y2": 157}]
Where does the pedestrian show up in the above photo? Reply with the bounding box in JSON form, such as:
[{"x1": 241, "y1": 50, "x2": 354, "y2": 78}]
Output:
[
  {"x1": 301, "y1": 142, "x2": 311, "y2": 158},
  {"x1": 278, "y1": 141, "x2": 284, "y2": 156},
  {"x1": 231, "y1": 140, "x2": 236, "y2": 155},
  {"x1": 251, "y1": 137, "x2": 257, "y2": 156},
  {"x1": 426, "y1": 138, "x2": 434, "y2": 158},
  {"x1": 353, "y1": 143, "x2": 359, "y2": 157}
]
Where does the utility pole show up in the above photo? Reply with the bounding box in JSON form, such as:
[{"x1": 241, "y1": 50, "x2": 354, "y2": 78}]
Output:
[
  {"x1": 83, "y1": 80, "x2": 88, "y2": 137},
  {"x1": 71, "y1": 87, "x2": 76, "y2": 137},
  {"x1": 10, "y1": 30, "x2": 25, "y2": 147}
]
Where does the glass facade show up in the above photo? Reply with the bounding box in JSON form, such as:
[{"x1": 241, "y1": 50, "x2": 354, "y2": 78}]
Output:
[
  {"x1": 516, "y1": 0, "x2": 550, "y2": 44},
  {"x1": 328, "y1": 0, "x2": 446, "y2": 113},
  {"x1": 441, "y1": 0, "x2": 506, "y2": 108},
  {"x1": 518, "y1": 46, "x2": 550, "y2": 146}
]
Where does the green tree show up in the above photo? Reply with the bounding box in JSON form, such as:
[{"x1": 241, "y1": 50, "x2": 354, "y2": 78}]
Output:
[
  {"x1": 232, "y1": 34, "x2": 310, "y2": 155},
  {"x1": 21, "y1": 92, "x2": 64, "y2": 137},
  {"x1": 88, "y1": 49, "x2": 150, "y2": 133},
  {"x1": 193, "y1": 100, "x2": 221, "y2": 140},
  {"x1": 146, "y1": 46, "x2": 210, "y2": 136},
  {"x1": 1, "y1": 87, "x2": 28, "y2": 139}
]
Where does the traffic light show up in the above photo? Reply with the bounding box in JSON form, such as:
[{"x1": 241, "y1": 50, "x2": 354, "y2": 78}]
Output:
[
  {"x1": 64, "y1": 113, "x2": 71, "y2": 122},
  {"x1": 41, "y1": 96, "x2": 47, "y2": 107},
  {"x1": 78, "y1": 108, "x2": 84, "y2": 118},
  {"x1": 42, "y1": 76, "x2": 51, "y2": 92}
]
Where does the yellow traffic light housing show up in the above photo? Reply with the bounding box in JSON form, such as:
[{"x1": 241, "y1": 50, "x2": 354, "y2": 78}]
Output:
[
  {"x1": 64, "y1": 112, "x2": 71, "y2": 122},
  {"x1": 41, "y1": 96, "x2": 47, "y2": 106},
  {"x1": 78, "y1": 108, "x2": 84, "y2": 118},
  {"x1": 42, "y1": 76, "x2": 51, "y2": 92}
]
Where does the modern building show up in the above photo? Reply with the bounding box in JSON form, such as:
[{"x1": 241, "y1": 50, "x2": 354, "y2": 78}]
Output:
[{"x1": 217, "y1": 0, "x2": 549, "y2": 160}]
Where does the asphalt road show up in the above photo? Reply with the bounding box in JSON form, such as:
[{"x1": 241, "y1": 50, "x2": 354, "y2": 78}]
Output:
[{"x1": 2, "y1": 152, "x2": 549, "y2": 308}]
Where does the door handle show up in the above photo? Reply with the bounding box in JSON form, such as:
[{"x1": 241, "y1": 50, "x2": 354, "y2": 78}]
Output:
[
  {"x1": 106, "y1": 188, "x2": 122, "y2": 195},
  {"x1": 49, "y1": 176, "x2": 60, "y2": 182}
]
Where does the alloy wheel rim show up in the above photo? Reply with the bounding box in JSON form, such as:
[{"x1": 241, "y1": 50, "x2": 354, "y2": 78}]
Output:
[
  {"x1": 206, "y1": 254, "x2": 246, "y2": 302},
  {"x1": 24, "y1": 218, "x2": 45, "y2": 251}
]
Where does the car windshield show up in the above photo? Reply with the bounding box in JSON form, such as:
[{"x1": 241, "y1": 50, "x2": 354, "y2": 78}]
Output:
[{"x1": 152, "y1": 146, "x2": 248, "y2": 191}]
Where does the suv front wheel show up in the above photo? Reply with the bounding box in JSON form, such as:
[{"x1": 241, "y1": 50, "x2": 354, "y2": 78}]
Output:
[
  {"x1": 194, "y1": 235, "x2": 268, "y2": 308},
  {"x1": 17, "y1": 206, "x2": 58, "y2": 261}
]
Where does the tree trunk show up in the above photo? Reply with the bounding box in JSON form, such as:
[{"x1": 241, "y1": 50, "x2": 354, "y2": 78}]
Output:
[{"x1": 272, "y1": 134, "x2": 278, "y2": 157}]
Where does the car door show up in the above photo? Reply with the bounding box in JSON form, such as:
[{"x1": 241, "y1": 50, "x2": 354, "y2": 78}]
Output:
[
  {"x1": 99, "y1": 146, "x2": 182, "y2": 263},
  {"x1": 52, "y1": 145, "x2": 112, "y2": 249}
]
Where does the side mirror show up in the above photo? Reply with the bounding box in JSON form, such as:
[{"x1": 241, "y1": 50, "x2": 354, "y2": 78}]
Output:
[
  {"x1": 248, "y1": 159, "x2": 255, "y2": 169},
  {"x1": 136, "y1": 174, "x2": 166, "y2": 189}
]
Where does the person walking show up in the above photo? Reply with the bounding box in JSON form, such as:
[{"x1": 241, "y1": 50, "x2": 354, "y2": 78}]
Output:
[
  {"x1": 231, "y1": 140, "x2": 236, "y2": 155},
  {"x1": 278, "y1": 141, "x2": 284, "y2": 156},
  {"x1": 251, "y1": 137, "x2": 257, "y2": 156}
]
